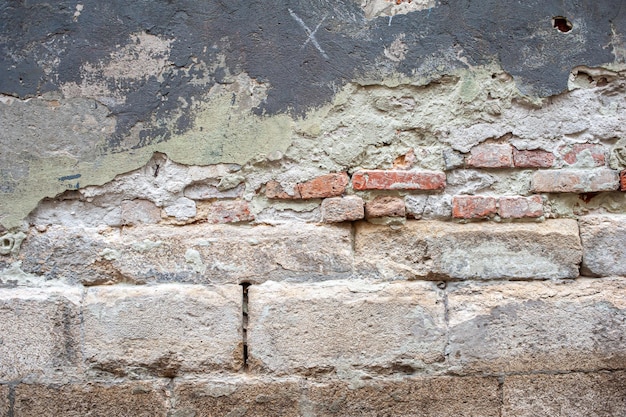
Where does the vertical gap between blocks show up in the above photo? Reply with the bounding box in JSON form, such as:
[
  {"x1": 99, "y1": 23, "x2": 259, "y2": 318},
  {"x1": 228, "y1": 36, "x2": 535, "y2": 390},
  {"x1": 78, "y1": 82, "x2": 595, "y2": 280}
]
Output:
[
  {"x1": 240, "y1": 282, "x2": 251, "y2": 371},
  {"x1": 7, "y1": 383, "x2": 15, "y2": 417}
]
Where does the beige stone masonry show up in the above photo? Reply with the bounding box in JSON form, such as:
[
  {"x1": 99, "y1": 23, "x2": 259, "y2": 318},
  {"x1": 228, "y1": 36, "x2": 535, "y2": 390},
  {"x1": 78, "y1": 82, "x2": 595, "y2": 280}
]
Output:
[
  {"x1": 13, "y1": 381, "x2": 169, "y2": 417},
  {"x1": 247, "y1": 280, "x2": 446, "y2": 376},
  {"x1": 0, "y1": 286, "x2": 82, "y2": 382},
  {"x1": 447, "y1": 277, "x2": 626, "y2": 374},
  {"x1": 579, "y1": 214, "x2": 626, "y2": 276},
  {"x1": 355, "y1": 219, "x2": 582, "y2": 280},
  {"x1": 19, "y1": 223, "x2": 353, "y2": 285},
  {"x1": 502, "y1": 372, "x2": 626, "y2": 417},
  {"x1": 83, "y1": 284, "x2": 242, "y2": 376}
]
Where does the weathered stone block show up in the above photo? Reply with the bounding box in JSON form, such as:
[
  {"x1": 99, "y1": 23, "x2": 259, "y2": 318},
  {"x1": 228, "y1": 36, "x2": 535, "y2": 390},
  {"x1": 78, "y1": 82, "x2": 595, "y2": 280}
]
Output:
[
  {"x1": 121, "y1": 199, "x2": 161, "y2": 225},
  {"x1": 448, "y1": 278, "x2": 626, "y2": 374},
  {"x1": 580, "y1": 215, "x2": 626, "y2": 276},
  {"x1": 466, "y1": 143, "x2": 513, "y2": 168},
  {"x1": 0, "y1": 287, "x2": 81, "y2": 381},
  {"x1": 173, "y1": 377, "x2": 302, "y2": 417},
  {"x1": 355, "y1": 220, "x2": 581, "y2": 280},
  {"x1": 205, "y1": 200, "x2": 254, "y2": 224},
  {"x1": 19, "y1": 223, "x2": 353, "y2": 284},
  {"x1": 531, "y1": 169, "x2": 618, "y2": 193},
  {"x1": 0, "y1": 384, "x2": 8, "y2": 416},
  {"x1": 14, "y1": 381, "x2": 169, "y2": 417},
  {"x1": 247, "y1": 280, "x2": 446, "y2": 375},
  {"x1": 503, "y1": 372, "x2": 626, "y2": 417},
  {"x1": 352, "y1": 170, "x2": 446, "y2": 190},
  {"x1": 306, "y1": 377, "x2": 501, "y2": 417},
  {"x1": 321, "y1": 196, "x2": 364, "y2": 223},
  {"x1": 83, "y1": 284, "x2": 242, "y2": 376}
]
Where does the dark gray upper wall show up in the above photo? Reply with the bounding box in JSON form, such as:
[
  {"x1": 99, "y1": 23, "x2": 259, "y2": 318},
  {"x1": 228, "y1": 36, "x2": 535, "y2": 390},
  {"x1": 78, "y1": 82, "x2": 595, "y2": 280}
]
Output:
[{"x1": 1, "y1": 0, "x2": 624, "y2": 150}]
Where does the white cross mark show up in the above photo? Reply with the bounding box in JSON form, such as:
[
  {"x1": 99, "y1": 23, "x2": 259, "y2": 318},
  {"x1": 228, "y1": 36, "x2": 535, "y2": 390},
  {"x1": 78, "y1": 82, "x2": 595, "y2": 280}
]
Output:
[{"x1": 288, "y1": 9, "x2": 329, "y2": 60}]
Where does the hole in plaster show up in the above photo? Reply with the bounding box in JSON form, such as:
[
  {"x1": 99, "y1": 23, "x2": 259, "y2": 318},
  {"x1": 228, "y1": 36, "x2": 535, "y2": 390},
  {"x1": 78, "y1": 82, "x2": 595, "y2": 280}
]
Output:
[
  {"x1": 553, "y1": 16, "x2": 573, "y2": 33},
  {"x1": 240, "y1": 282, "x2": 251, "y2": 371},
  {"x1": 1, "y1": 238, "x2": 11, "y2": 248}
]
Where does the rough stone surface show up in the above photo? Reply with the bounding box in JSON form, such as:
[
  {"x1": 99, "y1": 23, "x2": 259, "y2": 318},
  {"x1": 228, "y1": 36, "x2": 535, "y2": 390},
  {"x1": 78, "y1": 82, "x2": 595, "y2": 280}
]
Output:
[
  {"x1": 531, "y1": 169, "x2": 619, "y2": 193},
  {"x1": 355, "y1": 220, "x2": 581, "y2": 280},
  {"x1": 205, "y1": 200, "x2": 254, "y2": 224},
  {"x1": 306, "y1": 376, "x2": 501, "y2": 417},
  {"x1": 503, "y1": 372, "x2": 626, "y2": 417},
  {"x1": 184, "y1": 182, "x2": 244, "y2": 200},
  {"x1": 579, "y1": 214, "x2": 626, "y2": 276},
  {"x1": 247, "y1": 280, "x2": 446, "y2": 376},
  {"x1": 498, "y1": 195, "x2": 543, "y2": 218},
  {"x1": 83, "y1": 284, "x2": 242, "y2": 376},
  {"x1": 321, "y1": 196, "x2": 364, "y2": 223},
  {"x1": 19, "y1": 223, "x2": 353, "y2": 284},
  {"x1": 121, "y1": 199, "x2": 161, "y2": 225},
  {"x1": 0, "y1": 286, "x2": 81, "y2": 382},
  {"x1": 448, "y1": 278, "x2": 626, "y2": 374},
  {"x1": 14, "y1": 381, "x2": 169, "y2": 417},
  {"x1": 173, "y1": 377, "x2": 302, "y2": 417},
  {"x1": 352, "y1": 170, "x2": 446, "y2": 191},
  {"x1": 0, "y1": 385, "x2": 8, "y2": 416},
  {"x1": 365, "y1": 196, "x2": 406, "y2": 218}
]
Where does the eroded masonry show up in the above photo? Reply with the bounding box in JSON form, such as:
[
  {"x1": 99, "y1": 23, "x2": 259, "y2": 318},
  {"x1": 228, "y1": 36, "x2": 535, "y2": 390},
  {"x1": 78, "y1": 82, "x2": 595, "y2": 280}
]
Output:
[{"x1": 1, "y1": 1, "x2": 625, "y2": 416}]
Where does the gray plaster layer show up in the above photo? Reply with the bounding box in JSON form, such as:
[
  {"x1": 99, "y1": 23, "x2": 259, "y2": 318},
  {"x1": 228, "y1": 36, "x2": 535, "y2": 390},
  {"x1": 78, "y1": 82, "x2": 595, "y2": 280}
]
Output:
[
  {"x1": 579, "y1": 214, "x2": 626, "y2": 276},
  {"x1": 448, "y1": 278, "x2": 626, "y2": 374}
]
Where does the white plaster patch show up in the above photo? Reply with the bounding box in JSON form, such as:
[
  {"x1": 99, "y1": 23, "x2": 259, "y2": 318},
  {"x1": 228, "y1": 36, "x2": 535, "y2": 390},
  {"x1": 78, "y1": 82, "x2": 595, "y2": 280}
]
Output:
[{"x1": 361, "y1": 0, "x2": 436, "y2": 19}]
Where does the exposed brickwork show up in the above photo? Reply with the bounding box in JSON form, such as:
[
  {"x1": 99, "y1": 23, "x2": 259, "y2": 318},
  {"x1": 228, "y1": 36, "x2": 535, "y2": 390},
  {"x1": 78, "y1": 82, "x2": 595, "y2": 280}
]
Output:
[
  {"x1": 365, "y1": 196, "x2": 406, "y2": 218},
  {"x1": 620, "y1": 170, "x2": 626, "y2": 191},
  {"x1": 206, "y1": 200, "x2": 254, "y2": 224},
  {"x1": 466, "y1": 144, "x2": 513, "y2": 168},
  {"x1": 452, "y1": 195, "x2": 497, "y2": 218},
  {"x1": 560, "y1": 143, "x2": 606, "y2": 167},
  {"x1": 498, "y1": 195, "x2": 543, "y2": 219},
  {"x1": 352, "y1": 170, "x2": 446, "y2": 190},
  {"x1": 512, "y1": 148, "x2": 555, "y2": 168},
  {"x1": 266, "y1": 173, "x2": 349, "y2": 199},
  {"x1": 321, "y1": 196, "x2": 364, "y2": 223},
  {"x1": 531, "y1": 169, "x2": 619, "y2": 193}
]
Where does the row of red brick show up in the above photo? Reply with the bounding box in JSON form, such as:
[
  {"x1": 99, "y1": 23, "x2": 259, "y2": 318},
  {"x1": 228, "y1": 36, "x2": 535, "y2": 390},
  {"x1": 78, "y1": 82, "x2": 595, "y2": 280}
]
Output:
[
  {"x1": 265, "y1": 168, "x2": 623, "y2": 199},
  {"x1": 467, "y1": 143, "x2": 607, "y2": 168}
]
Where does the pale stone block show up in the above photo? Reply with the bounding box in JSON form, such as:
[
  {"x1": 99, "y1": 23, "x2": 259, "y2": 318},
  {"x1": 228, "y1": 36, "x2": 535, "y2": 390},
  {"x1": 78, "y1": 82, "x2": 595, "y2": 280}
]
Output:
[
  {"x1": 19, "y1": 223, "x2": 353, "y2": 284},
  {"x1": 247, "y1": 280, "x2": 446, "y2": 375},
  {"x1": 355, "y1": 219, "x2": 581, "y2": 280},
  {"x1": 579, "y1": 214, "x2": 626, "y2": 276},
  {"x1": 503, "y1": 372, "x2": 626, "y2": 417},
  {"x1": 448, "y1": 278, "x2": 626, "y2": 374},
  {"x1": 173, "y1": 377, "x2": 302, "y2": 417},
  {"x1": 14, "y1": 381, "x2": 169, "y2": 417},
  {"x1": 83, "y1": 284, "x2": 242, "y2": 376},
  {"x1": 306, "y1": 376, "x2": 501, "y2": 417},
  {"x1": 0, "y1": 286, "x2": 81, "y2": 381}
]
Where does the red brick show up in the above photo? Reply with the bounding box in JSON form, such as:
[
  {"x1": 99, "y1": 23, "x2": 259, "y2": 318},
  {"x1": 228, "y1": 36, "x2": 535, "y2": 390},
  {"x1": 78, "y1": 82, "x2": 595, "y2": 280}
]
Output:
[
  {"x1": 620, "y1": 170, "x2": 626, "y2": 191},
  {"x1": 452, "y1": 196, "x2": 497, "y2": 219},
  {"x1": 560, "y1": 144, "x2": 606, "y2": 167},
  {"x1": 321, "y1": 196, "x2": 364, "y2": 223},
  {"x1": 298, "y1": 172, "x2": 349, "y2": 199},
  {"x1": 266, "y1": 173, "x2": 348, "y2": 199},
  {"x1": 513, "y1": 149, "x2": 555, "y2": 168},
  {"x1": 498, "y1": 195, "x2": 543, "y2": 219},
  {"x1": 365, "y1": 196, "x2": 406, "y2": 218},
  {"x1": 352, "y1": 170, "x2": 446, "y2": 191},
  {"x1": 206, "y1": 200, "x2": 254, "y2": 223},
  {"x1": 531, "y1": 169, "x2": 619, "y2": 193},
  {"x1": 466, "y1": 144, "x2": 513, "y2": 168}
]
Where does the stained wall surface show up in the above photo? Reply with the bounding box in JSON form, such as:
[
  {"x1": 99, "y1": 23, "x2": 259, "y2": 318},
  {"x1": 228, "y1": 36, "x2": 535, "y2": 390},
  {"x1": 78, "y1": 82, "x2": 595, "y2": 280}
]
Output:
[{"x1": 1, "y1": 1, "x2": 625, "y2": 416}]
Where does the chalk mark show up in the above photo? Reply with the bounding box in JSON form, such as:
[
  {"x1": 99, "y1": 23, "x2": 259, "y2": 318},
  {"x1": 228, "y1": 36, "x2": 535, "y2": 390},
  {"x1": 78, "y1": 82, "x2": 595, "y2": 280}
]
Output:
[{"x1": 288, "y1": 9, "x2": 329, "y2": 60}]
